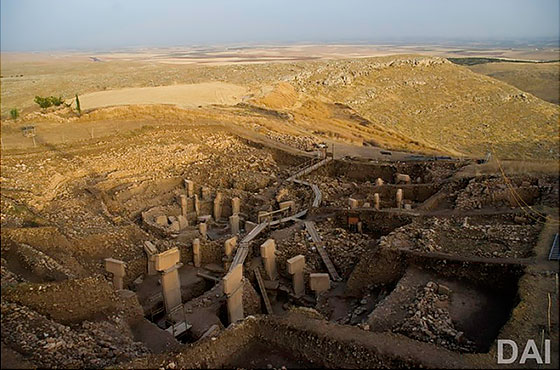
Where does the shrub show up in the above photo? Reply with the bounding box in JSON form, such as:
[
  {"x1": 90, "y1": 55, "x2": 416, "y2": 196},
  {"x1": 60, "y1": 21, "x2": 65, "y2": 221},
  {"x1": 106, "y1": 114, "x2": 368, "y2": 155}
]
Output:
[
  {"x1": 10, "y1": 108, "x2": 19, "y2": 120},
  {"x1": 34, "y1": 95, "x2": 64, "y2": 109}
]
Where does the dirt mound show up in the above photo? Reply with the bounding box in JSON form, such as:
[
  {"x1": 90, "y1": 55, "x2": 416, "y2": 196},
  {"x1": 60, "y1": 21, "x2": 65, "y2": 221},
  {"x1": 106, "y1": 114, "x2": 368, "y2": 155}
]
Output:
[{"x1": 252, "y1": 82, "x2": 299, "y2": 109}]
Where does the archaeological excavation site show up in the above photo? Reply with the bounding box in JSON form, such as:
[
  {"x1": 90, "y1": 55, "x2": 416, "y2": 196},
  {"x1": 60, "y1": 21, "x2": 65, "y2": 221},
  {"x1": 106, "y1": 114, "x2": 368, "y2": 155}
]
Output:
[{"x1": 1, "y1": 120, "x2": 558, "y2": 369}]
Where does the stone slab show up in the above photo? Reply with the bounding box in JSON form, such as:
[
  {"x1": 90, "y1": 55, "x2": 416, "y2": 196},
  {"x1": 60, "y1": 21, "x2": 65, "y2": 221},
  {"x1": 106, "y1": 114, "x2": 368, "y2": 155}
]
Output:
[
  {"x1": 105, "y1": 258, "x2": 126, "y2": 277},
  {"x1": 223, "y1": 264, "x2": 243, "y2": 295},
  {"x1": 155, "y1": 248, "x2": 180, "y2": 271},
  {"x1": 287, "y1": 255, "x2": 305, "y2": 274}
]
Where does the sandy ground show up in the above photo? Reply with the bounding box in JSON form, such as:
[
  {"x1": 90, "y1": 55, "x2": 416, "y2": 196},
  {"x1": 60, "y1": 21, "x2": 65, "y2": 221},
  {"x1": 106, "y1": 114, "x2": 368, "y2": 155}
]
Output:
[{"x1": 77, "y1": 82, "x2": 248, "y2": 110}]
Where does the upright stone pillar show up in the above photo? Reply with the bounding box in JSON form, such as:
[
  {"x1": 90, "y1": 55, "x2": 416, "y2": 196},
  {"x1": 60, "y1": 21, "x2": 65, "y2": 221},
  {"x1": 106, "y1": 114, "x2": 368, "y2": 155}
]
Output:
[
  {"x1": 143, "y1": 241, "x2": 158, "y2": 276},
  {"x1": 199, "y1": 222, "x2": 207, "y2": 240},
  {"x1": 184, "y1": 180, "x2": 194, "y2": 198},
  {"x1": 194, "y1": 194, "x2": 200, "y2": 216},
  {"x1": 201, "y1": 187, "x2": 211, "y2": 201},
  {"x1": 348, "y1": 198, "x2": 358, "y2": 209},
  {"x1": 179, "y1": 195, "x2": 188, "y2": 217},
  {"x1": 375, "y1": 178, "x2": 384, "y2": 186},
  {"x1": 229, "y1": 214, "x2": 240, "y2": 235},
  {"x1": 396, "y1": 189, "x2": 403, "y2": 209},
  {"x1": 287, "y1": 255, "x2": 305, "y2": 296},
  {"x1": 279, "y1": 200, "x2": 295, "y2": 213},
  {"x1": 395, "y1": 173, "x2": 411, "y2": 184},
  {"x1": 231, "y1": 197, "x2": 241, "y2": 215},
  {"x1": 177, "y1": 215, "x2": 188, "y2": 229},
  {"x1": 213, "y1": 192, "x2": 223, "y2": 220},
  {"x1": 260, "y1": 239, "x2": 278, "y2": 280},
  {"x1": 155, "y1": 248, "x2": 183, "y2": 314},
  {"x1": 309, "y1": 273, "x2": 330, "y2": 297},
  {"x1": 105, "y1": 258, "x2": 126, "y2": 290},
  {"x1": 222, "y1": 264, "x2": 244, "y2": 324},
  {"x1": 374, "y1": 193, "x2": 380, "y2": 210},
  {"x1": 192, "y1": 238, "x2": 201, "y2": 267},
  {"x1": 223, "y1": 236, "x2": 237, "y2": 270}
]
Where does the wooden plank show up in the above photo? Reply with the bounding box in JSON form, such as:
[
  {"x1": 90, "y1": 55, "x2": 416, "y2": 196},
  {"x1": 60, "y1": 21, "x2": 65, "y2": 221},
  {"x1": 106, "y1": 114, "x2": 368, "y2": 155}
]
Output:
[{"x1": 254, "y1": 269, "x2": 273, "y2": 314}]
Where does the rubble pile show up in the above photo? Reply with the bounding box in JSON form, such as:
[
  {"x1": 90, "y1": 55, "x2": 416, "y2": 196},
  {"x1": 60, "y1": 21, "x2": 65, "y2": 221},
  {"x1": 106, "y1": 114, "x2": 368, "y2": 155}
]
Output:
[
  {"x1": 393, "y1": 281, "x2": 476, "y2": 353},
  {"x1": 317, "y1": 220, "x2": 371, "y2": 277},
  {"x1": 275, "y1": 229, "x2": 322, "y2": 274},
  {"x1": 305, "y1": 175, "x2": 353, "y2": 207},
  {"x1": 262, "y1": 131, "x2": 318, "y2": 151},
  {"x1": 454, "y1": 177, "x2": 510, "y2": 210},
  {"x1": 380, "y1": 216, "x2": 539, "y2": 258},
  {"x1": 1, "y1": 301, "x2": 149, "y2": 368},
  {"x1": 13, "y1": 243, "x2": 74, "y2": 280},
  {"x1": 1, "y1": 259, "x2": 24, "y2": 286}
]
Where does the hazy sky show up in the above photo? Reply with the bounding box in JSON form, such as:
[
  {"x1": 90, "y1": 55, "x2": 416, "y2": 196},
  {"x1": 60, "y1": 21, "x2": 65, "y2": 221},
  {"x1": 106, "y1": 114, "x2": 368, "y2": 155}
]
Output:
[{"x1": 1, "y1": 0, "x2": 559, "y2": 51}]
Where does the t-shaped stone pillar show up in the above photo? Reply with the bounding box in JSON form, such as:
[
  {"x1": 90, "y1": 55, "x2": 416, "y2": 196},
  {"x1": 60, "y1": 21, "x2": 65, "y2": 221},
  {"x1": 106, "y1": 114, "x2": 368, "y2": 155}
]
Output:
[
  {"x1": 231, "y1": 197, "x2": 240, "y2": 215},
  {"x1": 229, "y1": 214, "x2": 240, "y2": 235},
  {"x1": 348, "y1": 198, "x2": 358, "y2": 209},
  {"x1": 184, "y1": 179, "x2": 194, "y2": 198},
  {"x1": 222, "y1": 263, "x2": 244, "y2": 324},
  {"x1": 260, "y1": 239, "x2": 278, "y2": 280},
  {"x1": 223, "y1": 236, "x2": 237, "y2": 270},
  {"x1": 287, "y1": 255, "x2": 305, "y2": 296},
  {"x1": 105, "y1": 258, "x2": 126, "y2": 290},
  {"x1": 396, "y1": 188, "x2": 403, "y2": 209},
  {"x1": 224, "y1": 236, "x2": 237, "y2": 257},
  {"x1": 192, "y1": 238, "x2": 201, "y2": 267},
  {"x1": 309, "y1": 273, "x2": 330, "y2": 297},
  {"x1": 373, "y1": 193, "x2": 380, "y2": 210},
  {"x1": 143, "y1": 241, "x2": 158, "y2": 276},
  {"x1": 213, "y1": 192, "x2": 223, "y2": 220},
  {"x1": 155, "y1": 248, "x2": 183, "y2": 315},
  {"x1": 199, "y1": 222, "x2": 207, "y2": 240}
]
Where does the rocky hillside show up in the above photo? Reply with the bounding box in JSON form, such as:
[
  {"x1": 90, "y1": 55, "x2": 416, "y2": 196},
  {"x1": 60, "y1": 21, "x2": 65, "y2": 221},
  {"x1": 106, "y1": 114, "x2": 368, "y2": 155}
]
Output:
[
  {"x1": 3, "y1": 54, "x2": 558, "y2": 159},
  {"x1": 248, "y1": 55, "x2": 559, "y2": 159}
]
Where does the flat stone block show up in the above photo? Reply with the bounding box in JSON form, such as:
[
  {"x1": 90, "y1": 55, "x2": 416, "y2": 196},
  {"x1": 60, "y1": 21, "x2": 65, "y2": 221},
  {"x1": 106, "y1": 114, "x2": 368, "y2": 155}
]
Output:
[
  {"x1": 156, "y1": 215, "x2": 168, "y2": 226},
  {"x1": 310, "y1": 273, "x2": 330, "y2": 293}
]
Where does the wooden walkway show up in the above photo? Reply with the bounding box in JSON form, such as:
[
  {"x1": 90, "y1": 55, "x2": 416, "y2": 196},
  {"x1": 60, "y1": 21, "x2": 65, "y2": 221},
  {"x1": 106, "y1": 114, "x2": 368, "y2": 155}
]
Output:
[{"x1": 227, "y1": 156, "x2": 331, "y2": 274}]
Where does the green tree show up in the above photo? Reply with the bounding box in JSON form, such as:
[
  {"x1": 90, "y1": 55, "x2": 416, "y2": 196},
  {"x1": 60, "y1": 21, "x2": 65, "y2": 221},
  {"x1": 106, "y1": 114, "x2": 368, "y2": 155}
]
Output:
[
  {"x1": 10, "y1": 108, "x2": 19, "y2": 120},
  {"x1": 75, "y1": 94, "x2": 81, "y2": 116}
]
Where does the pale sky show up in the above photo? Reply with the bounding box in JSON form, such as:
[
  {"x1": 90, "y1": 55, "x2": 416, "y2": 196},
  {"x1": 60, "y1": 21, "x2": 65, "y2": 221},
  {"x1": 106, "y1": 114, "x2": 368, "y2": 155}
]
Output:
[{"x1": 1, "y1": 0, "x2": 559, "y2": 51}]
